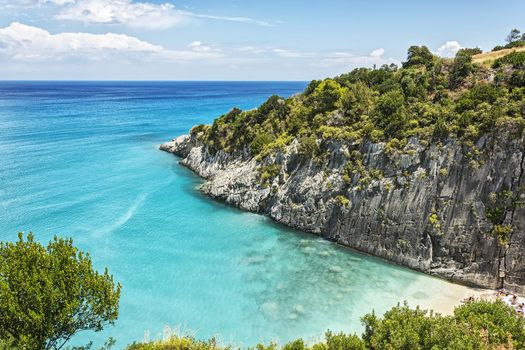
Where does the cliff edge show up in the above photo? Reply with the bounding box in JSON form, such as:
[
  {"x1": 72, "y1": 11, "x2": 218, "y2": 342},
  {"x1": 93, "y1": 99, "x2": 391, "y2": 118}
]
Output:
[{"x1": 160, "y1": 45, "x2": 525, "y2": 292}]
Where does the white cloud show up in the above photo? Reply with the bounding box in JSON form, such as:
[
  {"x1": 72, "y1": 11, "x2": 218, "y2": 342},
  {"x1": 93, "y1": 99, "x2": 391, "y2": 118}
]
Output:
[
  {"x1": 193, "y1": 14, "x2": 271, "y2": 27},
  {"x1": 319, "y1": 49, "x2": 399, "y2": 68},
  {"x1": 435, "y1": 41, "x2": 462, "y2": 58},
  {"x1": 234, "y1": 46, "x2": 267, "y2": 54},
  {"x1": 0, "y1": 0, "x2": 74, "y2": 8},
  {"x1": 369, "y1": 48, "x2": 385, "y2": 57},
  {"x1": 56, "y1": 0, "x2": 189, "y2": 30},
  {"x1": 188, "y1": 40, "x2": 220, "y2": 53},
  {"x1": 48, "y1": 0, "x2": 75, "y2": 4},
  {"x1": 54, "y1": 0, "x2": 271, "y2": 30},
  {"x1": 0, "y1": 22, "x2": 223, "y2": 61},
  {"x1": 272, "y1": 48, "x2": 313, "y2": 58}
]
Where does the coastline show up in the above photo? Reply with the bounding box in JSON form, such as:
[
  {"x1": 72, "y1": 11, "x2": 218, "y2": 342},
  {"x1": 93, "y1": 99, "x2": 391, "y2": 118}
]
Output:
[
  {"x1": 159, "y1": 128, "x2": 525, "y2": 295},
  {"x1": 159, "y1": 138, "x2": 525, "y2": 319}
]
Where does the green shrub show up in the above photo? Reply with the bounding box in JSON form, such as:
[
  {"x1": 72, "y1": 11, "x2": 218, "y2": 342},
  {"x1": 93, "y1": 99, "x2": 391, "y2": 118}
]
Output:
[
  {"x1": 126, "y1": 335, "x2": 224, "y2": 350},
  {"x1": 449, "y1": 48, "x2": 478, "y2": 88},
  {"x1": 259, "y1": 164, "x2": 281, "y2": 184},
  {"x1": 362, "y1": 300, "x2": 525, "y2": 350},
  {"x1": 127, "y1": 301, "x2": 525, "y2": 350},
  {"x1": 298, "y1": 134, "x2": 320, "y2": 157},
  {"x1": 493, "y1": 51, "x2": 525, "y2": 68},
  {"x1": 335, "y1": 195, "x2": 350, "y2": 207},
  {"x1": 428, "y1": 213, "x2": 440, "y2": 228},
  {"x1": 251, "y1": 133, "x2": 274, "y2": 155},
  {"x1": 490, "y1": 224, "x2": 513, "y2": 246}
]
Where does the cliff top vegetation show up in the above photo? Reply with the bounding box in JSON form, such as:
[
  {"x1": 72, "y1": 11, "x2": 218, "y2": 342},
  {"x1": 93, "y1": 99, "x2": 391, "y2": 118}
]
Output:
[{"x1": 190, "y1": 30, "x2": 525, "y2": 160}]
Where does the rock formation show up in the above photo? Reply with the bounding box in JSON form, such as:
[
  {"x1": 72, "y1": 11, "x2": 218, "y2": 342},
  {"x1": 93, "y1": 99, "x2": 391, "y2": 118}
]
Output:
[{"x1": 161, "y1": 128, "x2": 525, "y2": 293}]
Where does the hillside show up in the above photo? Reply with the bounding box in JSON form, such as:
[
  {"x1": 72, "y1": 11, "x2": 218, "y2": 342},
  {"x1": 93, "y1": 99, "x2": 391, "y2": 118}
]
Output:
[
  {"x1": 472, "y1": 46, "x2": 525, "y2": 66},
  {"x1": 161, "y1": 45, "x2": 525, "y2": 292}
]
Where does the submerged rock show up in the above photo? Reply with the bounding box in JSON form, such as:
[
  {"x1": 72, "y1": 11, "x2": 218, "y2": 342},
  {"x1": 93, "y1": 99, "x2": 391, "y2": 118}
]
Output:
[{"x1": 260, "y1": 301, "x2": 279, "y2": 320}]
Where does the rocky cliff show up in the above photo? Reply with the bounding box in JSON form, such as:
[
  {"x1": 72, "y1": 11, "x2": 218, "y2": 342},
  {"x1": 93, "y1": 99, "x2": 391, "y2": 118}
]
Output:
[{"x1": 161, "y1": 128, "x2": 525, "y2": 293}]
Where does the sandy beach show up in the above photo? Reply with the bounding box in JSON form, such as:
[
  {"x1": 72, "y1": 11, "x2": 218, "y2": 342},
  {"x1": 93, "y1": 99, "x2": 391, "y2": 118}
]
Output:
[{"x1": 417, "y1": 282, "x2": 524, "y2": 316}]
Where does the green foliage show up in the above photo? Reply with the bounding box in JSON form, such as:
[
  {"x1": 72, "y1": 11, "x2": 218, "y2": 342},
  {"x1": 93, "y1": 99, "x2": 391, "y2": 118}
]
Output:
[
  {"x1": 485, "y1": 190, "x2": 516, "y2": 225},
  {"x1": 506, "y1": 28, "x2": 522, "y2": 44},
  {"x1": 449, "y1": 48, "x2": 479, "y2": 88},
  {"x1": 453, "y1": 299, "x2": 525, "y2": 348},
  {"x1": 362, "y1": 300, "x2": 525, "y2": 350},
  {"x1": 127, "y1": 301, "x2": 524, "y2": 350},
  {"x1": 341, "y1": 151, "x2": 365, "y2": 185},
  {"x1": 0, "y1": 233, "x2": 121, "y2": 350},
  {"x1": 251, "y1": 133, "x2": 274, "y2": 155},
  {"x1": 493, "y1": 51, "x2": 525, "y2": 68},
  {"x1": 490, "y1": 224, "x2": 513, "y2": 246},
  {"x1": 190, "y1": 124, "x2": 209, "y2": 136},
  {"x1": 493, "y1": 41, "x2": 525, "y2": 51},
  {"x1": 336, "y1": 82, "x2": 377, "y2": 124},
  {"x1": 428, "y1": 213, "x2": 440, "y2": 229},
  {"x1": 402, "y1": 45, "x2": 435, "y2": 68},
  {"x1": 126, "y1": 335, "x2": 224, "y2": 350},
  {"x1": 189, "y1": 40, "x2": 525, "y2": 186},
  {"x1": 298, "y1": 134, "x2": 320, "y2": 157},
  {"x1": 439, "y1": 167, "x2": 449, "y2": 176},
  {"x1": 335, "y1": 195, "x2": 350, "y2": 207},
  {"x1": 493, "y1": 28, "x2": 525, "y2": 50},
  {"x1": 308, "y1": 79, "x2": 345, "y2": 114},
  {"x1": 372, "y1": 89, "x2": 408, "y2": 137},
  {"x1": 259, "y1": 164, "x2": 281, "y2": 184}
]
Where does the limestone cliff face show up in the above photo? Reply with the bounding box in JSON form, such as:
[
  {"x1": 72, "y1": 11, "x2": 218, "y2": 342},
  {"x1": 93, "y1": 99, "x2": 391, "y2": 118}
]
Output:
[{"x1": 160, "y1": 130, "x2": 525, "y2": 292}]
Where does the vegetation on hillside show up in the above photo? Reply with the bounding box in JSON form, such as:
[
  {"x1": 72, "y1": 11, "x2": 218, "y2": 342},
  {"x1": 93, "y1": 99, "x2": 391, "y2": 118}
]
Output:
[
  {"x1": 0, "y1": 233, "x2": 121, "y2": 350},
  {"x1": 492, "y1": 28, "x2": 525, "y2": 51},
  {"x1": 190, "y1": 32, "x2": 525, "y2": 164},
  {"x1": 127, "y1": 300, "x2": 525, "y2": 350}
]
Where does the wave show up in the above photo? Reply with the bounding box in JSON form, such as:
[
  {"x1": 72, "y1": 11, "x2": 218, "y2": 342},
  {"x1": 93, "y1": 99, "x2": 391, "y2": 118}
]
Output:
[{"x1": 94, "y1": 192, "x2": 147, "y2": 237}]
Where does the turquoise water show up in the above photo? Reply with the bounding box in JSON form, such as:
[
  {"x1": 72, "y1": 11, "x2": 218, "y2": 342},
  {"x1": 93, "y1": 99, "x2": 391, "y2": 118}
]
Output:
[{"x1": 0, "y1": 82, "x2": 469, "y2": 348}]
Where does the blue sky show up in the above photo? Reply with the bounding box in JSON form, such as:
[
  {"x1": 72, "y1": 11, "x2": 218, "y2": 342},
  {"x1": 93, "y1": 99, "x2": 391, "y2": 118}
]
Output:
[{"x1": 0, "y1": 0, "x2": 524, "y2": 80}]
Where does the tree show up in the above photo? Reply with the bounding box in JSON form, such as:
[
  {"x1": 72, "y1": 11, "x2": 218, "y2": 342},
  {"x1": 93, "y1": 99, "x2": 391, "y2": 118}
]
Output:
[
  {"x1": 506, "y1": 28, "x2": 521, "y2": 43},
  {"x1": 402, "y1": 46, "x2": 435, "y2": 68},
  {"x1": 309, "y1": 79, "x2": 345, "y2": 114},
  {"x1": 449, "y1": 48, "x2": 480, "y2": 89},
  {"x1": 373, "y1": 88, "x2": 408, "y2": 137},
  {"x1": 0, "y1": 233, "x2": 121, "y2": 350},
  {"x1": 361, "y1": 301, "x2": 525, "y2": 350},
  {"x1": 337, "y1": 82, "x2": 377, "y2": 123}
]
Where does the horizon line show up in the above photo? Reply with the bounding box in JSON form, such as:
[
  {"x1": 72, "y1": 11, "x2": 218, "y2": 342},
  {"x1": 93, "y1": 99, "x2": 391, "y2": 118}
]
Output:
[{"x1": 0, "y1": 79, "x2": 311, "y2": 83}]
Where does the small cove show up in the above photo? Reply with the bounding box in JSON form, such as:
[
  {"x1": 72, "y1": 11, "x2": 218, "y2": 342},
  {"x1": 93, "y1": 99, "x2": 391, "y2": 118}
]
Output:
[{"x1": 0, "y1": 81, "x2": 477, "y2": 348}]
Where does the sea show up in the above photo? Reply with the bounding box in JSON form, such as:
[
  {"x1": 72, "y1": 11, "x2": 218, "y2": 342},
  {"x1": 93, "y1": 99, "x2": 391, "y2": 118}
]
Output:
[{"x1": 0, "y1": 81, "x2": 471, "y2": 348}]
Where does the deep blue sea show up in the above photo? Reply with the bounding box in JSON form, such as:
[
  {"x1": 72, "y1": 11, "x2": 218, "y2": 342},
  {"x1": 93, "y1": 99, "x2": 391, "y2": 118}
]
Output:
[{"x1": 0, "y1": 81, "x2": 471, "y2": 348}]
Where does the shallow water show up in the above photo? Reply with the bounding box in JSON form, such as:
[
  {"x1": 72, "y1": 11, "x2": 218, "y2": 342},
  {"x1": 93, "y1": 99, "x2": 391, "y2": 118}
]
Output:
[{"x1": 0, "y1": 81, "x2": 472, "y2": 348}]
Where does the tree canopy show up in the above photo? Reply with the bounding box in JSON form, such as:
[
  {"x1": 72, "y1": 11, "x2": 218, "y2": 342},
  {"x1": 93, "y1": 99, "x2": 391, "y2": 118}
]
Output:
[
  {"x1": 190, "y1": 42, "x2": 525, "y2": 178},
  {"x1": 0, "y1": 233, "x2": 121, "y2": 350}
]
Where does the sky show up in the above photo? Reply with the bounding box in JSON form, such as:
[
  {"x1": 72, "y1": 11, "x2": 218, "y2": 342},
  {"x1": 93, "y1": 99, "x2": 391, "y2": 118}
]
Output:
[{"x1": 0, "y1": 0, "x2": 524, "y2": 80}]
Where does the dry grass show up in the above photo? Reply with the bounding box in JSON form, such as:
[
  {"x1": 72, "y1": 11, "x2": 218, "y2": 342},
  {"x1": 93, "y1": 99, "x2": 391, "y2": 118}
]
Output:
[{"x1": 472, "y1": 46, "x2": 525, "y2": 66}]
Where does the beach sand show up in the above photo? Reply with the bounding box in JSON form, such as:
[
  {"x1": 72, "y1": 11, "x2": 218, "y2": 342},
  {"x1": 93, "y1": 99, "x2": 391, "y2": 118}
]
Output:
[
  {"x1": 424, "y1": 286, "x2": 495, "y2": 315},
  {"x1": 416, "y1": 282, "x2": 523, "y2": 315}
]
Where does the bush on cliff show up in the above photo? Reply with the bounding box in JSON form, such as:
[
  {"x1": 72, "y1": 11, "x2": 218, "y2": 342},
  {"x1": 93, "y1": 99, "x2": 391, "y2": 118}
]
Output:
[{"x1": 196, "y1": 40, "x2": 525, "y2": 162}]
